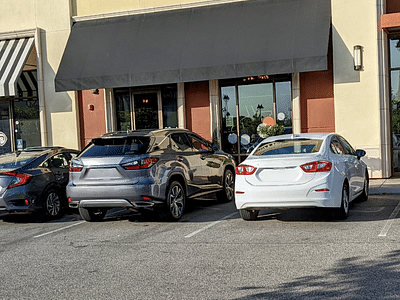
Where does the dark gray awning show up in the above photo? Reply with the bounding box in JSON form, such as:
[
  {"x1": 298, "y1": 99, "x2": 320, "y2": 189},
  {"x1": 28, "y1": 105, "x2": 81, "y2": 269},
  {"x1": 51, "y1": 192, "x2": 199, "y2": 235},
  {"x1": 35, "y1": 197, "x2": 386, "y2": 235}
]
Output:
[{"x1": 55, "y1": 0, "x2": 331, "y2": 92}]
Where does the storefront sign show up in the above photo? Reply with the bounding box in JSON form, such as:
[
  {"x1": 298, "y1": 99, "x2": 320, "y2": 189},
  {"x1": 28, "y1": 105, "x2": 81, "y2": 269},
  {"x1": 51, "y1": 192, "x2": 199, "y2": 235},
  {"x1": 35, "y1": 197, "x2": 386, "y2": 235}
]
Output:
[
  {"x1": 0, "y1": 132, "x2": 7, "y2": 146},
  {"x1": 226, "y1": 116, "x2": 233, "y2": 127},
  {"x1": 17, "y1": 139, "x2": 24, "y2": 151}
]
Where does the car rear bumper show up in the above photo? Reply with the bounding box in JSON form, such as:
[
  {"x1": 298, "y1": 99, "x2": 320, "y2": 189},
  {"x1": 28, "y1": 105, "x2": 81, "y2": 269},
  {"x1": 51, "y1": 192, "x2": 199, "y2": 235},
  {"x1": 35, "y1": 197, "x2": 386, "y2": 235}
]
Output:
[
  {"x1": 235, "y1": 179, "x2": 342, "y2": 210},
  {"x1": 67, "y1": 183, "x2": 165, "y2": 209}
]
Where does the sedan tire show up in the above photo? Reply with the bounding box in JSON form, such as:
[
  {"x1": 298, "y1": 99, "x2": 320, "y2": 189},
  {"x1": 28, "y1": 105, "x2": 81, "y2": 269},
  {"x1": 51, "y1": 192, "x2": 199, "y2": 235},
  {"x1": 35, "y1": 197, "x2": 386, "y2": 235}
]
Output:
[
  {"x1": 239, "y1": 209, "x2": 259, "y2": 221},
  {"x1": 333, "y1": 183, "x2": 349, "y2": 220},
  {"x1": 217, "y1": 169, "x2": 235, "y2": 203},
  {"x1": 42, "y1": 188, "x2": 63, "y2": 218},
  {"x1": 358, "y1": 172, "x2": 369, "y2": 202},
  {"x1": 158, "y1": 181, "x2": 185, "y2": 222},
  {"x1": 79, "y1": 207, "x2": 107, "y2": 222}
]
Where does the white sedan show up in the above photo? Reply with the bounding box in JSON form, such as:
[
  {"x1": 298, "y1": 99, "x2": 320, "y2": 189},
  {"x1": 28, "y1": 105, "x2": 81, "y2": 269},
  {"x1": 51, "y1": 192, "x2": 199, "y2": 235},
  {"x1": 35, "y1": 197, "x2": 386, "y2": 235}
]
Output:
[{"x1": 235, "y1": 133, "x2": 369, "y2": 220}]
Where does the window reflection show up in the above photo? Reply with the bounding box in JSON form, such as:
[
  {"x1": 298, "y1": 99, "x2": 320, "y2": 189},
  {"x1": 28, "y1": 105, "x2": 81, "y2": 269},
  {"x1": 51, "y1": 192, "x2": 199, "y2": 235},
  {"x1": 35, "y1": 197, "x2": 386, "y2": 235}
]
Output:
[
  {"x1": 221, "y1": 77, "x2": 292, "y2": 162},
  {"x1": 390, "y1": 38, "x2": 400, "y2": 172},
  {"x1": 221, "y1": 86, "x2": 238, "y2": 155},
  {"x1": 115, "y1": 90, "x2": 131, "y2": 131},
  {"x1": 14, "y1": 98, "x2": 40, "y2": 150},
  {"x1": 390, "y1": 39, "x2": 400, "y2": 69}
]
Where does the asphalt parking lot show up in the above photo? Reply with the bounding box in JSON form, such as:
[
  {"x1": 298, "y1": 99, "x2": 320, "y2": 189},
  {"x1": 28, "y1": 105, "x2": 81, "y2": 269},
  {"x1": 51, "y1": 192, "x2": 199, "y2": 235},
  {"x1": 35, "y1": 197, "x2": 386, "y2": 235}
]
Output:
[{"x1": 1, "y1": 193, "x2": 400, "y2": 299}]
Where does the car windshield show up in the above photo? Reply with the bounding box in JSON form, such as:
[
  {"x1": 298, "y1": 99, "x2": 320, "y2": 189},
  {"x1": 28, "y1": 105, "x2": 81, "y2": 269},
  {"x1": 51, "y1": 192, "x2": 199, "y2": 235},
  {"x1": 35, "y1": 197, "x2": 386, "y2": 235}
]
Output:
[
  {"x1": 80, "y1": 137, "x2": 151, "y2": 157},
  {"x1": 0, "y1": 152, "x2": 38, "y2": 170},
  {"x1": 253, "y1": 139, "x2": 323, "y2": 156}
]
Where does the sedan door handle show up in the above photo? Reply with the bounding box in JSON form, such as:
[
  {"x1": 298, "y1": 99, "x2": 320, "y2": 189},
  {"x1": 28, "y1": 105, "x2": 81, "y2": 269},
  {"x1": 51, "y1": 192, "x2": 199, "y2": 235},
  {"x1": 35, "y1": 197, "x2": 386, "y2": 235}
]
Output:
[
  {"x1": 177, "y1": 156, "x2": 184, "y2": 162},
  {"x1": 200, "y1": 156, "x2": 206, "y2": 160}
]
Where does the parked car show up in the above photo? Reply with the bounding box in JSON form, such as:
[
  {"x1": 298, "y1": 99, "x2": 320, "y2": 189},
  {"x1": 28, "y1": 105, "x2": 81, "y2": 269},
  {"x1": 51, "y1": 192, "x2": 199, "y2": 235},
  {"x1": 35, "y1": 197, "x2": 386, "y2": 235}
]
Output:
[
  {"x1": 67, "y1": 128, "x2": 236, "y2": 222},
  {"x1": 0, "y1": 147, "x2": 79, "y2": 218},
  {"x1": 235, "y1": 133, "x2": 369, "y2": 220}
]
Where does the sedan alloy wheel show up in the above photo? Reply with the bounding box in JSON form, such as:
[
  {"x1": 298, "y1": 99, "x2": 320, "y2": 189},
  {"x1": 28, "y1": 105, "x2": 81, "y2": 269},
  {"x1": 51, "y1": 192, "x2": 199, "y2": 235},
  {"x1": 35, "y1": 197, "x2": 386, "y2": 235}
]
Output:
[{"x1": 44, "y1": 189, "x2": 62, "y2": 217}]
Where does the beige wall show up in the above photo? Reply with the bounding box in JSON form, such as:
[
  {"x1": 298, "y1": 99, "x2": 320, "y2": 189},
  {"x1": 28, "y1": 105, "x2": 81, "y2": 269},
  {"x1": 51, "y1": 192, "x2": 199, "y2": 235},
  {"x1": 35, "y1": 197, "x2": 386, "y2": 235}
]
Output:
[
  {"x1": 0, "y1": 0, "x2": 80, "y2": 150},
  {"x1": 73, "y1": 0, "x2": 209, "y2": 16},
  {"x1": 332, "y1": 0, "x2": 388, "y2": 178}
]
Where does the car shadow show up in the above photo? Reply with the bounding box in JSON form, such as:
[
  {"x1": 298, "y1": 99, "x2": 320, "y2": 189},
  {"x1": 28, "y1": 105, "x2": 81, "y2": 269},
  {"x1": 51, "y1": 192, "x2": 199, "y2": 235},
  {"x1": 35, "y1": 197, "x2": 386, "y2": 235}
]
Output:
[
  {"x1": 0, "y1": 208, "x2": 83, "y2": 224},
  {"x1": 255, "y1": 195, "x2": 398, "y2": 222}
]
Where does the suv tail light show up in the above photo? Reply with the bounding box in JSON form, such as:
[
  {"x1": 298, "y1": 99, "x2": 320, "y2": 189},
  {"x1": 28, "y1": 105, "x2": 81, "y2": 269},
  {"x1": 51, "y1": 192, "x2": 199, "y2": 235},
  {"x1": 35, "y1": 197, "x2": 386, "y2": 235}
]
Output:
[
  {"x1": 122, "y1": 157, "x2": 159, "y2": 170},
  {"x1": 2, "y1": 172, "x2": 33, "y2": 188},
  {"x1": 300, "y1": 161, "x2": 332, "y2": 173},
  {"x1": 235, "y1": 164, "x2": 257, "y2": 175},
  {"x1": 69, "y1": 161, "x2": 83, "y2": 172}
]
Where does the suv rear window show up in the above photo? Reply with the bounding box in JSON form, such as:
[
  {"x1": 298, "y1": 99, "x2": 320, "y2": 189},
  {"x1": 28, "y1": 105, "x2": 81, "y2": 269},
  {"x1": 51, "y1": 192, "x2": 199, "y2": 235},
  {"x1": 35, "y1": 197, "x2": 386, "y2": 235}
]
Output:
[
  {"x1": 253, "y1": 139, "x2": 323, "y2": 156},
  {"x1": 80, "y1": 137, "x2": 151, "y2": 157}
]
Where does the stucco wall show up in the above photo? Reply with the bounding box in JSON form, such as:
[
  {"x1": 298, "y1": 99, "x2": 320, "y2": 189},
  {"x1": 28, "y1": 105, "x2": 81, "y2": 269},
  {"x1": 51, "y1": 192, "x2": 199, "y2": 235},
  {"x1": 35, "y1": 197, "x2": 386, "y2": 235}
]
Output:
[
  {"x1": 73, "y1": 0, "x2": 208, "y2": 16},
  {"x1": 185, "y1": 81, "x2": 211, "y2": 141},
  {"x1": 0, "y1": 0, "x2": 79, "y2": 150},
  {"x1": 332, "y1": 0, "x2": 386, "y2": 178},
  {"x1": 78, "y1": 90, "x2": 107, "y2": 147}
]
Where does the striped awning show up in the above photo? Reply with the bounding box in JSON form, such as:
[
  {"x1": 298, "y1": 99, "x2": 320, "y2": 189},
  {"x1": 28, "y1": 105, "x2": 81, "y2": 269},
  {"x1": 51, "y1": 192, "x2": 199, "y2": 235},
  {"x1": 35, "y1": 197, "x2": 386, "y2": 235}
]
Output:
[
  {"x1": 17, "y1": 70, "x2": 37, "y2": 98},
  {"x1": 0, "y1": 37, "x2": 34, "y2": 97}
]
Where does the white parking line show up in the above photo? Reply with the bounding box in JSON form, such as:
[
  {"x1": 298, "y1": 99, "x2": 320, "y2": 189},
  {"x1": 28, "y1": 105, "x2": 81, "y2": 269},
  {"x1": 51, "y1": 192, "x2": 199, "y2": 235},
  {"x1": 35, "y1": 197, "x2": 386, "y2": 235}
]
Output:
[
  {"x1": 33, "y1": 221, "x2": 85, "y2": 238},
  {"x1": 184, "y1": 212, "x2": 237, "y2": 238},
  {"x1": 379, "y1": 200, "x2": 400, "y2": 237}
]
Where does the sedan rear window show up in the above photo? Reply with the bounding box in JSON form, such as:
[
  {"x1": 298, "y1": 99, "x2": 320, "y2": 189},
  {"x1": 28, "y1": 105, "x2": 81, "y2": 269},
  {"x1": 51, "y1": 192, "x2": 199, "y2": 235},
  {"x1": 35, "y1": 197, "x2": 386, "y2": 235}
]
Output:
[
  {"x1": 253, "y1": 139, "x2": 323, "y2": 156},
  {"x1": 80, "y1": 137, "x2": 151, "y2": 157},
  {"x1": 0, "y1": 152, "x2": 37, "y2": 170}
]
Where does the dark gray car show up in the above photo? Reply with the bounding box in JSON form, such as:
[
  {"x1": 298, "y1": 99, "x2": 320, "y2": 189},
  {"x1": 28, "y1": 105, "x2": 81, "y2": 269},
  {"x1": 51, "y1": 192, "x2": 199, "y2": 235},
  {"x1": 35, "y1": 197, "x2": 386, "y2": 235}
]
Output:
[
  {"x1": 67, "y1": 128, "x2": 236, "y2": 222},
  {"x1": 0, "y1": 147, "x2": 79, "y2": 218}
]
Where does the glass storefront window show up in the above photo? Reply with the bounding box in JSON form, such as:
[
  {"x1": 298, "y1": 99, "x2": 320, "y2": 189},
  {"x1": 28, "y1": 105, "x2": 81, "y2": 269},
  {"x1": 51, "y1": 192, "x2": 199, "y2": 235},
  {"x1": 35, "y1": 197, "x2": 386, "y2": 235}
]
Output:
[
  {"x1": 221, "y1": 76, "x2": 292, "y2": 162},
  {"x1": 162, "y1": 87, "x2": 178, "y2": 129},
  {"x1": 114, "y1": 85, "x2": 177, "y2": 131},
  {"x1": 390, "y1": 39, "x2": 400, "y2": 69},
  {"x1": 115, "y1": 90, "x2": 131, "y2": 131},
  {"x1": 221, "y1": 86, "x2": 238, "y2": 155},
  {"x1": 275, "y1": 81, "x2": 292, "y2": 129},
  {"x1": 390, "y1": 38, "x2": 400, "y2": 172},
  {"x1": 13, "y1": 99, "x2": 40, "y2": 149}
]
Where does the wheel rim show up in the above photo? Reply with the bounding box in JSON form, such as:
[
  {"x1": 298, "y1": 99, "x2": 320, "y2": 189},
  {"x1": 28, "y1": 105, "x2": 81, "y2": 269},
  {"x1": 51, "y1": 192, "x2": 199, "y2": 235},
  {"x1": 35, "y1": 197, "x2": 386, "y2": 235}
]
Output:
[
  {"x1": 169, "y1": 184, "x2": 184, "y2": 219},
  {"x1": 343, "y1": 187, "x2": 349, "y2": 214},
  {"x1": 46, "y1": 192, "x2": 60, "y2": 216},
  {"x1": 225, "y1": 171, "x2": 234, "y2": 200}
]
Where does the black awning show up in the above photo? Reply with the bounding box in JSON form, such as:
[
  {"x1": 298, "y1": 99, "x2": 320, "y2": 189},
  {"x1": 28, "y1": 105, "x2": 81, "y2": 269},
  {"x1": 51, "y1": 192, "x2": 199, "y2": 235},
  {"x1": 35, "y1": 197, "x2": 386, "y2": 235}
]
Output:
[{"x1": 55, "y1": 0, "x2": 331, "y2": 92}]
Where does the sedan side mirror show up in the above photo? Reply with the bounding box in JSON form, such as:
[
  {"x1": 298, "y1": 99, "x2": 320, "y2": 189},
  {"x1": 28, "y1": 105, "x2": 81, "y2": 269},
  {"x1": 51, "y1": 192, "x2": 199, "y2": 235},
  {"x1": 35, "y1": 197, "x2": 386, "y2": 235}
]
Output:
[
  {"x1": 356, "y1": 149, "x2": 366, "y2": 159},
  {"x1": 211, "y1": 144, "x2": 219, "y2": 152}
]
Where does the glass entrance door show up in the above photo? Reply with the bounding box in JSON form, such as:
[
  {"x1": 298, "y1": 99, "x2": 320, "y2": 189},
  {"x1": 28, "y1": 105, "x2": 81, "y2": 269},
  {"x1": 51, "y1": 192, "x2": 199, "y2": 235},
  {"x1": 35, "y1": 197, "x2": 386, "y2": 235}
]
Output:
[
  {"x1": 0, "y1": 102, "x2": 12, "y2": 155},
  {"x1": 133, "y1": 93, "x2": 160, "y2": 130},
  {"x1": 220, "y1": 77, "x2": 292, "y2": 163}
]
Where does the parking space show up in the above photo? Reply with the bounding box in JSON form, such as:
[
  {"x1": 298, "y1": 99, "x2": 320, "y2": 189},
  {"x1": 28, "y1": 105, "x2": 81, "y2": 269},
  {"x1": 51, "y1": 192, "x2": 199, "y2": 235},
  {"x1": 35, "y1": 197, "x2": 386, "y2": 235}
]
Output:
[{"x1": 1, "y1": 195, "x2": 400, "y2": 299}]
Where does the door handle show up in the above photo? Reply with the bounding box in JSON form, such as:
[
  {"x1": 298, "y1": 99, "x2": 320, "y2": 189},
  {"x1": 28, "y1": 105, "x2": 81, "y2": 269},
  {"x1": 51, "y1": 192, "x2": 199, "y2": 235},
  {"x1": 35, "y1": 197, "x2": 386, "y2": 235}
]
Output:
[
  {"x1": 200, "y1": 156, "x2": 206, "y2": 160},
  {"x1": 177, "y1": 156, "x2": 184, "y2": 162}
]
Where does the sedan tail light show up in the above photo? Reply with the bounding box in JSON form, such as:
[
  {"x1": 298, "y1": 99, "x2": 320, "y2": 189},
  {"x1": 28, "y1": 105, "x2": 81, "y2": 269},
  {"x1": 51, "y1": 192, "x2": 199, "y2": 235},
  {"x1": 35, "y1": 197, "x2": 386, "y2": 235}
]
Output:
[
  {"x1": 300, "y1": 161, "x2": 332, "y2": 173},
  {"x1": 235, "y1": 164, "x2": 257, "y2": 175},
  {"x1": 69, "y1": 161, "x2": 83, "y2": 172},
  {"x1": 2, "y1": 172, "x2": 33, "y2": 189},
  {"x1": 122, "y1": 157, "x2": 159, "y2": 170}
]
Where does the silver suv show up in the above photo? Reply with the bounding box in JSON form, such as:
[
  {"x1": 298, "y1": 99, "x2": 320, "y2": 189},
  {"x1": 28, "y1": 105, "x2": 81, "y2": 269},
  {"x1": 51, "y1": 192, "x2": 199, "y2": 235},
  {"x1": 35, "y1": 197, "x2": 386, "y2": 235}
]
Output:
[{"x1": 67, "y1": 129, "x2": 236, "y2": 222}]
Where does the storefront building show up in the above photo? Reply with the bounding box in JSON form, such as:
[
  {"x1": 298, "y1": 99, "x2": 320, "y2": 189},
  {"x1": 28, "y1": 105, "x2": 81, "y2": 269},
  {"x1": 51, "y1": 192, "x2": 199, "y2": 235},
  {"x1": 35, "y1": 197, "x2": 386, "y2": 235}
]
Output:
[{"x1": 1, "y1": 0, "x2": 400, "y2": 179}]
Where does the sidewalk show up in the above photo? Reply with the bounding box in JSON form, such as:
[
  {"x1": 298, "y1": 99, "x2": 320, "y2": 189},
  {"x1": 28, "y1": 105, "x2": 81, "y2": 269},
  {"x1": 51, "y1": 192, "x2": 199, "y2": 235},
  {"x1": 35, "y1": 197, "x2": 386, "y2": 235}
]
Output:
[{"x1": 370, "y1": 177, "x2": 400, "y2": 195}]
